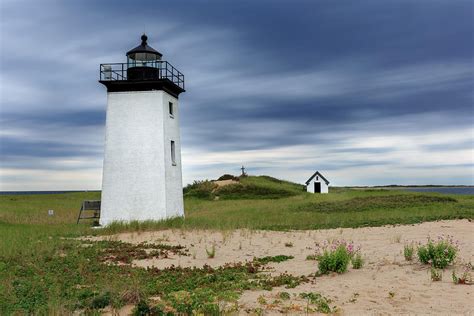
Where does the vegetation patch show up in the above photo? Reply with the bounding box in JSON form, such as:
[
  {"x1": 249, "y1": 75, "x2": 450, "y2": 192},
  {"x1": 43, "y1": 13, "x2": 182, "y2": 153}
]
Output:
[
  {"x1": 417, "y1": 235, "x2": 458, "y2": 269},
  {"x1": 214, "y1": 183, "x2": 298, "y2": 200},
  {"x1": 1, "y1": 176, "x2": 473, "y2": 313},
  {"x1": 404, "y1": 243, "x2": 415, "y2": 261},
  {"x1": 430, "y1": 267, "x2": 443, "y2": 281},
  {"x1": 452, "y1": 263, "x2": 473, "y2": 285},
  {"x1": 278, "y1": 291, "x2": 291, "y2": 300},
  {"x1": 314, "y1": 240, "x2": 360, "y2": 274},
  {"x1": 299, "y1": 292, "x2": 333, "y2": 314},
  {"x1": 351, "y1": 253, "x2": 364, "y2": 269},
  {"x1": 1, "y1": 236, "x2": 310, "y2": 314},
  {"x1": 183, "y1": 180, "x2": 217, "y2": 199},
  {"x1": 217, "y1": 174, "x2": 240, "y2": 181},
  {"x1": 95, "y1": 240, "x2": 188, "y2": 264},
  {"x1": 253, "y1": 273, "x2": 307, "y2": 290},
  {"x1": 184, "y1": 176, "x2": 304, "y2": 200},
  {"x1": 254, "y1": 255, "x2": 294, "y2": 264},
  {"x1": 296, "y1": 195, "x2": 457, "y2": 213}
]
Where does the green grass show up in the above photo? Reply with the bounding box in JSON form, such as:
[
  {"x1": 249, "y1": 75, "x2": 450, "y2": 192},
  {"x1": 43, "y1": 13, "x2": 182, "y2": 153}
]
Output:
[
  {"x1": 1, "y1": 236, "x2": 300, "y2": 314},
  {"x1": 184, "y1": 175, "x2": 304, "y2": 200},
  {"x1": 0, "y1": 175, "x2": 473, "y2": 313}
]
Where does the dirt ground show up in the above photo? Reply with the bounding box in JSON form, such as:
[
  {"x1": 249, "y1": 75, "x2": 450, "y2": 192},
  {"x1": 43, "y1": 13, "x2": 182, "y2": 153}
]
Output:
[
  {"x1": 213, "y1": 179, "x2": 239, "y2": 187},
  {"x1": 98, "y1": 220, "x2": 474, "y2": 315}
]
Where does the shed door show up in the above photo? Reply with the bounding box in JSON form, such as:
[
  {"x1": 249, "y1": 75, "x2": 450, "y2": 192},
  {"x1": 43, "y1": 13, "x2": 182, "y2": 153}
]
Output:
[{"x1": 314, "y1": 182, "x2": 321, "y2": 193}]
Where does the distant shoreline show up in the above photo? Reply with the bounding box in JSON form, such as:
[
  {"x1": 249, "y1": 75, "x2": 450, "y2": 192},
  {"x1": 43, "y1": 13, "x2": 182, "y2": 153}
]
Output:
[
  {"x1": 1, "y1": 186, "x2": 474, "y2": 195},
  {"x1": 345, "y1": 185, "x2": 474, "y2": 189},
  {"x1": 0, "y1": 190, "x2": 101, "y2": 195}
]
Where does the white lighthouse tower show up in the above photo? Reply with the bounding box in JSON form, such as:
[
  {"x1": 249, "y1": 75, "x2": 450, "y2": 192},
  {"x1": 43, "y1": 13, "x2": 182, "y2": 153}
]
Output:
[{"x1": 98, "y1": 34, "x2": 185, "y2": 226}]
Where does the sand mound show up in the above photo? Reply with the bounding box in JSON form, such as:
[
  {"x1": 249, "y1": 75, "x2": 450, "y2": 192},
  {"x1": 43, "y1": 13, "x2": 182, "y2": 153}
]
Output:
[{"x1": 213, "y1": 179, "x2": 239, "y2": 187}]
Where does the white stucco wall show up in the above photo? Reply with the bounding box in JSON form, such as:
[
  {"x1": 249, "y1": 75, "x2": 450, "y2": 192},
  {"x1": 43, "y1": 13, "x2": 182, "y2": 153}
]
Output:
[
  {"x1": 306, "y1": 176, "x2": 329, "y2": 194},
  {"x1": 162, "y1": 93, "x2": 184, "y2": 218},
  {"x1": 100, "y1": 90, "x2": 184, "y2": 226}
]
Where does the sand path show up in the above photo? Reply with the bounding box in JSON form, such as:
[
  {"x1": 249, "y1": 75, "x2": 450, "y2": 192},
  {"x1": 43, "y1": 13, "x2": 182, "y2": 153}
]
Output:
[{"x1": 99, "y1": 220, "x2": 473, "y2": 315}]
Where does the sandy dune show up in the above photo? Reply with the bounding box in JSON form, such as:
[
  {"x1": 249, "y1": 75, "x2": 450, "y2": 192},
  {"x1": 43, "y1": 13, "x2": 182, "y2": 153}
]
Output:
[
  {"x1": 99, "y1": 220, "x2": 473, "y2": 315},
  {"x1": 213, "y1": 179, "x2": 239, "y2": 187}
]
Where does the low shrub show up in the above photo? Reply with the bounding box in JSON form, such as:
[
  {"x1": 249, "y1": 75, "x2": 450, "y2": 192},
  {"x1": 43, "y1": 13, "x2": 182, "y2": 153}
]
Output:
[
  {"x1": 430, "y1": 267, "x2": 442, "y2": 281},
  {"x1": 215, "y1": 183, "x2": 297, "y2": 200},
  {"x1": 206, "y1": 244, "x2": 216, "y2": 259},
  {"x1": 299, "y1": 292, "x2": 332, "y2": 314},
  {"x1": 317, "y1": 246, "x2": 350, "y2": 274},
  {"x1": 183, "y1": 180, "x2": 216, "y2": 199},
  {"x1": 404, "y1": 244, "x2": 414, "y2": 261},
  {"x1": 417, "y1": 235, "x2": 458, "y2": 269},
  {"x1": 217, "y1": 174, "x2": 239, "y2": 181},
  {"x1": 452, "y1": 263, "x2": 473, "y2": 285},
  {"x1": 278, "y1": 292, "x2": 291, "y2": 300},
  {"x1": 90, "y1": 292, "x2": 111, "y2": 309},
  {"x1": 319, "y1": 246, "x2": 350, "y2": 274},
  {"x1": 351, "y1": 253, "x2": 364, "y2": 269},
  {"x1": 132, "y1": 300, "x2": 151, "y2": 316},
  {"x1": 316, "y1": 240, "x2": 358, "y2": 274}
]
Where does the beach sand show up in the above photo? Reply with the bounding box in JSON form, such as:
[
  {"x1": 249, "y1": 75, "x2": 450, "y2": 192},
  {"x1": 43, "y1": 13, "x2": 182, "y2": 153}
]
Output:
[{"x1": 97, "y1": 219, "x2": 473, "y2": 315}]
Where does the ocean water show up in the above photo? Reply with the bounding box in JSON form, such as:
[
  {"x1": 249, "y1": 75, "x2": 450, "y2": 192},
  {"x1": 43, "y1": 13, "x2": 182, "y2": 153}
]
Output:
[
  {"x1": 1, "y1": 188, "x2": 473, "y2": 195},
  {"x1": 0, "y1": 191, "x2": 99, "y2": 195}
]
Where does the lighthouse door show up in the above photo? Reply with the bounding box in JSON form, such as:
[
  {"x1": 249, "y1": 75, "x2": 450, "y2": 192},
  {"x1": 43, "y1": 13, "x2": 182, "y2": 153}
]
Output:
[{"x1": 314, "y1": 182, "x2": 321, "y2": 193}]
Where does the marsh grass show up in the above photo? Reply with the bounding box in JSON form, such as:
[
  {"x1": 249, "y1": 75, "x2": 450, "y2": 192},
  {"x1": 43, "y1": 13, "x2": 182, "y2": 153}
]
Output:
[{"x1": 295, "y1": 195, "x2": 457, "y2": 213}]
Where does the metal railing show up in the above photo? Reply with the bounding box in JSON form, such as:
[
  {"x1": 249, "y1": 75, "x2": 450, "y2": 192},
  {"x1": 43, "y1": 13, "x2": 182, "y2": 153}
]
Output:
[{"x1": 99, "y1": 61, "x2": 185, "y2": 90}]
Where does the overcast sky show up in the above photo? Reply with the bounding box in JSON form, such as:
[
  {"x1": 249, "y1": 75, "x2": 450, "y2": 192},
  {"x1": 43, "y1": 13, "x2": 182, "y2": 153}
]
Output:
[{"x1": 0, "y1": 0, "x2": 473, "y2": 190}]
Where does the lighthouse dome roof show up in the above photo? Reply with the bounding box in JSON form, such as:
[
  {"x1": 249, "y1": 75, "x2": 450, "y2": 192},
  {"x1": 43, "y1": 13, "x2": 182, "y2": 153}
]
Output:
[{"x1": 126, "y1": 34, "x2": 163, "y2": 58}]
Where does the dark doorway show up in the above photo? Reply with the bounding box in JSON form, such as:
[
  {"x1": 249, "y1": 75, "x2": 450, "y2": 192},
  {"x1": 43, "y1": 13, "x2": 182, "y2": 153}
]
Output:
[{"x1": 314, "y1": 182, "x2": 321, "y2": 193}]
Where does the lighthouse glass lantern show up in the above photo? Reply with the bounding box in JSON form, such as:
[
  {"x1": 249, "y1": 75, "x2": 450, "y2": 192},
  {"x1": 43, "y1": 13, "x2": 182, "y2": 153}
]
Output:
[
  {"x1": 98, "y1": 34, "x2": 185, "y2": 226},
  {"x1": 126, "y1": 34, "x2": 163, "y2": 80}
]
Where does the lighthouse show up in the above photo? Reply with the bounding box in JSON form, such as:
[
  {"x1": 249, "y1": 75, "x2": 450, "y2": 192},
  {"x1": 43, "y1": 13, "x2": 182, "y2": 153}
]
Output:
[{"x1": 98, "y1": 34, "x2": 185, "y2": 226}]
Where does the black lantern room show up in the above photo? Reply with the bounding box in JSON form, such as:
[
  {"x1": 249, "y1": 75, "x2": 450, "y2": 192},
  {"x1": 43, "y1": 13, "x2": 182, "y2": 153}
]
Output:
[
  {"x1": 126, "y1": 34, "x2": 162, "y2": 80},
  {"x1": 99, "y1": 34, "x2": 185, "y2": 97}
]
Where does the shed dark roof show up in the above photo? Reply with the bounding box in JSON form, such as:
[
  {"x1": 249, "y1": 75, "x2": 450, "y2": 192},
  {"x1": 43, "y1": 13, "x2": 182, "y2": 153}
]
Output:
[
  {"x1": 305, "y1": 171, "x2": 330, "y2": 185},
  {"x1": 126, "y1": 34, "x2": 162, "y2": 57}
]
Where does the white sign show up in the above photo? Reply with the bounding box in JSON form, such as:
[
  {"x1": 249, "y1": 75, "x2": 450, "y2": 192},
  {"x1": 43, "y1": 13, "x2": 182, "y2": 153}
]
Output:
[{"x1": 48, "y1": 209, "x2": 54, "y2": 216}]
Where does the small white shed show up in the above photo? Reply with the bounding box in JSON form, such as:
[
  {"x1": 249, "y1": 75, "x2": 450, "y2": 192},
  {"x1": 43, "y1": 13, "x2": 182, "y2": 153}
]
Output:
[{"x1": 305, "y1": 171, "x2": 330, "y2": 194}]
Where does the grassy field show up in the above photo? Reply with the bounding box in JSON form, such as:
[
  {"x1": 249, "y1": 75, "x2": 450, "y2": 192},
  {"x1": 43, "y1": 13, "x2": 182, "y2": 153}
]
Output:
[{"x1": 1, "y1": 175, "x2": 473, "y2": 314}]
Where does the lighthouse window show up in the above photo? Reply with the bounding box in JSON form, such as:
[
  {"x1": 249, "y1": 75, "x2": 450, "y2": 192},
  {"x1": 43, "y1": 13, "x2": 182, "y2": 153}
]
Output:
[
  {"x1": 169, "y1": 102, "x2": 174, "y2": 117},
  {"x1": 171, "y1": 141, "x2": 176, "y2": 165}
]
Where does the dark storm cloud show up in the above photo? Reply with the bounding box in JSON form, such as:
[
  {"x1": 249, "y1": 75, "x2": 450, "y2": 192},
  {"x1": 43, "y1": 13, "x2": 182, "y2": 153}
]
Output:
[
  {"x1": 0, "y1": 0, "x2": 473, "y2": 189},
  {"x1": 2, "y1": 110, "x2": 105, "y2": 128},
  {"x1": 0, "y1": 137, "x2": 101, "y2": 158}
]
